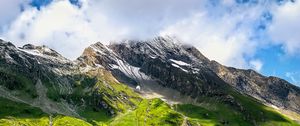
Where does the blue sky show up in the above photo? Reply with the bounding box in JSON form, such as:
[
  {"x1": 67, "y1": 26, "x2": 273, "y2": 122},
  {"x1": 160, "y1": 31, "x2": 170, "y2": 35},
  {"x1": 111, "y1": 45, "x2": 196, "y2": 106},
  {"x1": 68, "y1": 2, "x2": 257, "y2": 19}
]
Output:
[{"x1": 0, "y1": 0, "x2": 299, "y2": 87}]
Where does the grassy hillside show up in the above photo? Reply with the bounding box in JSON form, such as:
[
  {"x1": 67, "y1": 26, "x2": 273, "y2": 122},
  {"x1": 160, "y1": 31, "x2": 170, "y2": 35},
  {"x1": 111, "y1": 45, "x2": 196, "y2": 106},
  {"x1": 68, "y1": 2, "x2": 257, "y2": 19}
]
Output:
[
  {"x1": 110, "y1": 98, "x2": 183, "y2": 126},
  {"x1": 1, "y1": 91, "x2": 300, "y2": 126},
  {"x1": 174, "y1": 92, "x2": 300, "y2": 126},
  {"x1": 0, "y1": 97, "x2": 91, "y2": 126},
  {"x1": 0, "y1": 68, "x2": 300, "y2": 126}
]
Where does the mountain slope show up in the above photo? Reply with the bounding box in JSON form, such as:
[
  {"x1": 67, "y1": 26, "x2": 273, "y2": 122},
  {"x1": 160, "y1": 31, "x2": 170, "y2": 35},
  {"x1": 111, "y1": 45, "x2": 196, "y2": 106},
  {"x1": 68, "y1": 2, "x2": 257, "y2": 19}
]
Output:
[
  {"x1": 0, "y1": 39, "x2": 142, "y2": 125},
  {"x1": 208, "y1": 61, "x2": 300, "y2": 113},
  {"x1": 0, "y1": 38, "x2": 299, "y2": 125},
  {"x1": 0, "y1": 39, "x2": 187, "y2": 125},
  {"x1": 79, "y1": 36, "x2": 300, "y2": 114},
  {"x1": 77, "y1": 37, "x2": 300, "y2": 125},
  {"x1": 180, "y1": 44, "x2": 300, "y2": 115}
]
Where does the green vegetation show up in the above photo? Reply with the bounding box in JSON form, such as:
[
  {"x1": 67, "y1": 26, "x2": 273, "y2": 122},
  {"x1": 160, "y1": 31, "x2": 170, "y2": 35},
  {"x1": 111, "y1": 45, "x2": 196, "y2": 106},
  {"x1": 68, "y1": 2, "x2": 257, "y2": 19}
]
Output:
[
  {"x1": 0, "y1": 116, "x2": 92, "y2": 126},
  {"x1": 0, "y1": 97, "x2": 46, "y2": 120},
  {"x1": 52, "y1": 116, "x2": 92, "y2": 126},
  {"x1": 110, "y1": 98, "x2": 183, "y2": 126},
  {"x1": 45, "y1": 74, "x2": 97, "y2": 102},
  {"x1": 174, "y1": 93, "x2": 300, "y2": 126},
  {"x1": 46, "y1": 85, "x2": 61, "y2": 101},
  {"x1": 75, "y1": 69, "x2": 144, "y2": 125},
  {"x1": 0, "y1": 69, "x2": 38, "y2": 98},
  {"x1": 0, "y1": 68, "x2": 299, "y2": 126},
  {"x1": 0, "y1": 97, "x2": 92, "y2": 126},
  {"x1": 94, "y1": 78, "x2": 142, "y2": 112},
  {"x1": 88, "y1": 69, "x2": 142, "y2": 113},
  {"x1": 78, "y1": 107, "x2": 111, "y2": 125},
  {"x1": 231, "y1": 92, "x2": 297, "y2": 125}
]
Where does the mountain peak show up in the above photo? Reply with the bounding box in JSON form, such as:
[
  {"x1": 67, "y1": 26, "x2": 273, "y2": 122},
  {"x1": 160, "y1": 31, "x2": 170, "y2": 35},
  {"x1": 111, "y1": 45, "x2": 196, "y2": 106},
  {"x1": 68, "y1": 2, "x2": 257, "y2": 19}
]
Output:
[
  {"x1": 80, "y1": 38, "x2": 300, "y2": 116},
  {"x1": 0, "y1": 39, "x2": 16, "y2": 48},
  {"x1": 18, "y1": 44, "x2": 63, "y2": 59}
]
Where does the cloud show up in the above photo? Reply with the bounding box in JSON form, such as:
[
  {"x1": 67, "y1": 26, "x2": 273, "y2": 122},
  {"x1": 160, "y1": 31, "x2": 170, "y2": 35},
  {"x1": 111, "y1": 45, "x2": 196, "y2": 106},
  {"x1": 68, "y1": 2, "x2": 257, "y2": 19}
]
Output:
[
  {"x1": 1, "y1": 0, "x2": 130, "y2": 59},
  {"x1": 250, "y1": 59, "x2": 263, "y2": 71},
  {"x1": 160, "y1": 13, "x2": 249, "y2": 68},
  {"x1": 80, "y1": 0, "x2": 205, "y2": 39},
  {"x1": 285, "y1": 72, "x2": 300, "y2": 85},
  {"x1": 160, "y1": 1, "x2": 270, "y2": 69},
  {"x1": 268, "y1": 0, "x2": 300, "y2": 55},
  {"x1": 1, "y1": 0, "x2": 207, "y2": 59},
  {"x1": 0, "y1": 0, "x2": 30, "y2": 32},
  {"x1": 0, "y1": 0, "x2": 281, "y2": 73}
]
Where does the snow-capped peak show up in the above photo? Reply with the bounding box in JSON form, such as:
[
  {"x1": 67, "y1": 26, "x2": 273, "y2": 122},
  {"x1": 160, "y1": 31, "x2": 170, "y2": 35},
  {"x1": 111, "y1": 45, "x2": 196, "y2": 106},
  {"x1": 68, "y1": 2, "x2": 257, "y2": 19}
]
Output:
[{"x1": 19, "y1": 44, "x2": 63, "y2": 58}]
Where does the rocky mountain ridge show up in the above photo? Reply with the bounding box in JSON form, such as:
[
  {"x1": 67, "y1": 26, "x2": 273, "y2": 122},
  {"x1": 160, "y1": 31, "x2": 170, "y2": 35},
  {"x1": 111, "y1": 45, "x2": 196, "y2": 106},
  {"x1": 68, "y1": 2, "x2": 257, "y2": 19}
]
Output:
[
  {"x1": 0, "y1": 37, "x2": 300, "y2": 125},
  {"x1": 78, "y1": 36, "x2": 300, "y2": 114}
]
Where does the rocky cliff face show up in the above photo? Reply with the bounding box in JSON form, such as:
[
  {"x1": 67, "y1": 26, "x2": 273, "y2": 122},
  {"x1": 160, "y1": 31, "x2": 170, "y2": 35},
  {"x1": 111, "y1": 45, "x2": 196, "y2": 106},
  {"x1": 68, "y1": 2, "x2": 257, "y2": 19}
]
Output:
[
  {"x1": 78, "y1": 36, "x2": 300, "y2": 114},
  {"x1": 207, "y1": 61, "x2": 300, "y2": 113},
  {"x1": 0, "y1": 39, "x2": 81, "y2": 117},
  {"x1": 78, "y1": 37, "x2": 233, "y2": 100},
  {"x1": 179, "y1": 42, "x2": 300, "y2": 113}
]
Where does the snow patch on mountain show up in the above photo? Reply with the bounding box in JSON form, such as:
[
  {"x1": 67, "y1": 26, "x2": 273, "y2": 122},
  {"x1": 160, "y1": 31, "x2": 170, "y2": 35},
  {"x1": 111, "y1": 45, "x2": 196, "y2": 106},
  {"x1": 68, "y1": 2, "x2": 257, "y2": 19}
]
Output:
[
  {"x1": 18, "y1": 48, "x2": 42, "y2": 56},
  {"x1": 171, "y1": 63, "x2": 188, "y2": 73},
  {"x1": 110, "y1": 58, "x2": 151, "y2": 81},
  {"x1": 90, "y1": 46, "x2": 107, "y2": 56},
  {"x1": 169, "y1": 59, "x2": 190, "y2": 66}
]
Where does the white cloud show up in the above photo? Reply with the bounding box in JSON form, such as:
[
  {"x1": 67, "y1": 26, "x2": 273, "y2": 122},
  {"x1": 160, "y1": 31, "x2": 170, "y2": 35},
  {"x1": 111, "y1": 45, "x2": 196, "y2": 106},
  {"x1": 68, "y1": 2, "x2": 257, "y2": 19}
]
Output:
[
  {"x1": 1, "y1": 0, "x2": 207, "y2": 59},
  {"x1": 160, "y1": 1, "x2": 268, "y2": 69},
  {"x1": 2, "y1": 0, "x2": 130, "y2": 59},
  {"x1": 160, "y1": 13, "x2": 250, "y2": 68},
  {"x1": 250, "y1": 59, "x2": 263, "y2": 71},
  {"x1": 80, "y1": 0, "x2": 205, "y2": 39},
  {"x1": 0, "y1": 0, "x2": 271, "y2": 72},
  {"x1": 268, "y1": 1, "x2": 300, "y2": 55},
  {"x1": 0, "y1": 0, "x2": 30, "y2": 32},
  {"x1": 222, "y1": 0, "x2": 235, "y2": 6},
  {"x1": 285, "y1": 72, "x2": 300, "y2": 85}
]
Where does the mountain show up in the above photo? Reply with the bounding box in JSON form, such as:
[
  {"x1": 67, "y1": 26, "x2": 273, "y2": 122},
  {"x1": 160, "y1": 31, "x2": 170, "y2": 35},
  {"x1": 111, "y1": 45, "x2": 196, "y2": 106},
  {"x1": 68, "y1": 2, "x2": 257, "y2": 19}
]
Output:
[
  {"x1": 79, "y1": 36, "x2": 300, "y2": 113},
  {"x1": 208, "y1": 61, "x2": 300, "y2": 113},
  {"x1": 0, "y1": 37, "x2": 300, "y2": 126}
]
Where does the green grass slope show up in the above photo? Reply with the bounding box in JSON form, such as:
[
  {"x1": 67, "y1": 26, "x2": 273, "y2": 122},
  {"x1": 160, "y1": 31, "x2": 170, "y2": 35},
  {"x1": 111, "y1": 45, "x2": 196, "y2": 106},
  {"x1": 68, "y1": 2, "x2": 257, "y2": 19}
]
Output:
[
  {"x1": 174, "y1": 92, "x2": 300, "y2": 126},
  {"x1": 0, "y1": 97, "x2": 92, "y2": 126},
  {"x1": 109, "y1": 98, "x2": 183, "y2": 126},
  {"x1": 0, "y1": 68, "x2": 300, "y2": 126}
]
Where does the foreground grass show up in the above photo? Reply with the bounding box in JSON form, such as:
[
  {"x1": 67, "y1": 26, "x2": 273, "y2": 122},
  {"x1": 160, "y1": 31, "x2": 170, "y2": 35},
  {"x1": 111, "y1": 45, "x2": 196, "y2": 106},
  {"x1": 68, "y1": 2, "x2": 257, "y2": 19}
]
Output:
[
  {"x1": 175, "y1": 93, "x2": 300, "y2": 126},
  {"x1": 0, "y1": 97, "x2": 93, "y2": 126},
  {"x1": 1, "y1": 94, "x2": 300, "y2": 126},
  {"x1": 109, "y1": 98, "x2": 183, "y2": 126}
]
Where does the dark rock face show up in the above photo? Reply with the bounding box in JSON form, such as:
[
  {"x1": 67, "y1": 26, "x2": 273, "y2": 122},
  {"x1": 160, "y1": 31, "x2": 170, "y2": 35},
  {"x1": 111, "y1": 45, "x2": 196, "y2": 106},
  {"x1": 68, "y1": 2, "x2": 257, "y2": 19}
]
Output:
[
  {"x1": 77, "y1": 42, "x2": 139, "y2": 85},
  {"x1": 181, "y1": 42, "x2": 300, "y2": 113},
  {"x1": 207, "y1": 60, "x2": 300, "y2": 113},
  {"x1": 108, "y1": 38, "x2": 229, "y2": 98},
  {"x1": 0, "y1": 40, "x2": 75, "y2": 82},
  {"x1": 186, "y1": 41, "x2": 300, "y2": 113},
  {"x1": 79, "y1": 37, "x2": 232, "y2": 102},
  {"x1": 78, "y1": 36, "x2": 300, "y2": 114}
]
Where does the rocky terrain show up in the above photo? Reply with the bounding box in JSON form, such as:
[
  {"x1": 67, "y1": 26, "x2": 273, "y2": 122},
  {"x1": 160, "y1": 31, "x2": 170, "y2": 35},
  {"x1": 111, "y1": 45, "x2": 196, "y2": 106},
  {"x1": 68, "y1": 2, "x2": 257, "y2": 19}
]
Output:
[
  {"x1": 208, "y1": 61, "x2": 300, "y2": 113},
  {"x1": 0, "y1": 37, "x2": 300, "y2": 126},
  {"x1": 79, "y1": 36, "x2": 300, "y2": 114}
]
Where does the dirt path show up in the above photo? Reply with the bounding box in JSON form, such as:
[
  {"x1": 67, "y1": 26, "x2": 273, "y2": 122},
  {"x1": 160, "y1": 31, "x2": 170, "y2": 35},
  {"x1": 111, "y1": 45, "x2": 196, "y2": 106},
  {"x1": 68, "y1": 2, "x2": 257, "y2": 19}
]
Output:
[
  {"x1": 49, "y1": 115, "x2": 53, "y2": 126},
  {"x1": 181, "y1": 116, "x2": 188, "y2": 126}
]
